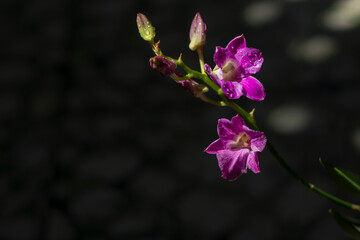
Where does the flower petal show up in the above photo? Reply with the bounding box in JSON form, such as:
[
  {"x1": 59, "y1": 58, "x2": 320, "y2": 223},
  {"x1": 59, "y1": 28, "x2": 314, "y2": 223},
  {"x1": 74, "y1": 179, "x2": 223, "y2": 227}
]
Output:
[
  {"x1": 204, "y1": 64, "x2": 212, "y2": 75},
  {"x1": 213, "y1": 46, "x2": 228, "y2": 67},
  {"x1": 204, "y1": 139, "x2": 226, "y2": 154},
  {"x1": 230, "y1": 114, "x2": 246, "y2": 133},
  {"x1": 212, "y1": 68, "x2": 224, "y2": 85},
  {"x1": 222, "y1": 81, "x2": 243, "y2": 99},
  {"x1": 204, "y1": 64, "x2": 222, "y2": 86},
  {"x1": 217, "y1": 118, "x2": 237, "y2": 140},
  {"x1": 251, "y1": 133, "x2": 267, "y2": 152},
  {"x1": 217, "y1": 149, "x2": 249, "y2": 181},
  {"x1": 240, "y1": 76, "x2": 265, "y2": 101},
  {"x1": 239, "y1": 48, "x2": 263, "y2": 76},
  {"x1": 247, "y1": 151, "x2": 260, "y2": 173},
  {"x1": 226, "y1": 35, "x2": 247, "y2": 55}
]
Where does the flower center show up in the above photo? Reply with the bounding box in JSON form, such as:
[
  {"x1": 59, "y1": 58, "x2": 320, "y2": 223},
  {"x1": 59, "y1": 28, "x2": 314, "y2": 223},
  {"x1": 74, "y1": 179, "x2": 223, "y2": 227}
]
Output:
[
  {"x1": 222, "y1": 60, "x2": 237, "y2": 81},
  {"x1": 229, "y1": 132, "x2": 250, "y2": 150}
]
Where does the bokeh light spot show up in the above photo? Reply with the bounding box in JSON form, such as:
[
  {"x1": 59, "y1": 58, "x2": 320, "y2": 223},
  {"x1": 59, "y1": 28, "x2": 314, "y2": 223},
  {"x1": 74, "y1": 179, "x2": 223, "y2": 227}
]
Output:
[
  {"x1": 322, "y1": 0, "x2": 360, "y2": 31},
  {"x1": 267, "y1": 104, "x2": 312, "y2": 134},
  {"x1": 288, "y1": 36, "x2": 337, "y2": 63},
  {"x1": 242, "y1": 2, "x2": 282, "y2": 26}
]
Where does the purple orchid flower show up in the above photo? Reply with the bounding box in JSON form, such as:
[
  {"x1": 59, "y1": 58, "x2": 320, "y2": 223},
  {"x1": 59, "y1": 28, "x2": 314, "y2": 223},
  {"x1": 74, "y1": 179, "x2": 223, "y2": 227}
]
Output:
[
  {"x1": 204, "y1": 35, "x2": 265, "y2": 100},
  {"x1": 205, "y1": 115, "x2": 267, "y2": 181}
]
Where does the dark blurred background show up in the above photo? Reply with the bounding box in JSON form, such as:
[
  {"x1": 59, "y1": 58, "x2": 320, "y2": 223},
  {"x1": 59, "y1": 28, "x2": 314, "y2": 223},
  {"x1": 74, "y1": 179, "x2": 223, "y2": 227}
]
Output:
[{"x1": 1, "y1": 0, "x2": 360, "y2": 239}]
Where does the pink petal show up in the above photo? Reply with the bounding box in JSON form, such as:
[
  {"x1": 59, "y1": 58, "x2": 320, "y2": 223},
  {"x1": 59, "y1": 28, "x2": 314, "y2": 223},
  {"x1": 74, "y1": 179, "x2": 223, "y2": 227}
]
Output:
[
  {"x1": 204, "y1": 139, "x2": 226, "y2": 154},
  {"x1": 204, "y1": 64, "x2": 222, "y2": 86},
  {"x1": 251, "y1": 134, "x2": 267, "y2": 152},
  {"x1": 212, "y1": 68, "x2": 224, "y2": 85},
  {"x1": 213, "y1": 46, "x2": 228, "y2": 67},
  {"x1": 239, "y1": 48, "x2": 263, "y2": 76},
  {"x1": 240, "y1": 76, "x2": 265, "y2": 101},
  {"x1": 217, "y1": 118, "x2": 237, "y2": 140},
  {"x1": 217, "y1": 149, "x2": 250, "y2": 181},
  {"x1": 204, "y1": 64, "x2": 212, "y2": 76},
  {"x1": 227, "y1": 35, "x2": 247, "y2": 55},
  {"x1": 247, "y1": 151, "x2": 260, "y2": 173},
  {"x1": 230, "y1": 115, "x2": 246, "y2": 133},
  {"x1": 222, "y1": 81, "x2": 243, "y2": 99}
]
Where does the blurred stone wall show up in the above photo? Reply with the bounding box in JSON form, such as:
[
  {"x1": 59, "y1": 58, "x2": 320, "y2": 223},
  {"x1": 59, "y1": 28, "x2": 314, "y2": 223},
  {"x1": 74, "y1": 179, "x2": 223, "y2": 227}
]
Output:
[{"x1": 1, "y1": 0, "x2": 360, "y2": 239}]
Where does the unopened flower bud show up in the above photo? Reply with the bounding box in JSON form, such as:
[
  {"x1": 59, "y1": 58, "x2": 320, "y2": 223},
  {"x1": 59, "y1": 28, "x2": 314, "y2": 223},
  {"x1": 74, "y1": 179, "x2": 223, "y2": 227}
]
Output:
[
  {"x1": 189, "y1": 13, "x2": 207, "y2": 51},
  {"x1": 177, "y1": 79, "x2": 206, "y2": 98},
  {"x1": 137, "y1": 13, "x2": 155, "y2": 42},
  {"x1": 149, "y1": 56, "x2": 177, "y2": 77}
]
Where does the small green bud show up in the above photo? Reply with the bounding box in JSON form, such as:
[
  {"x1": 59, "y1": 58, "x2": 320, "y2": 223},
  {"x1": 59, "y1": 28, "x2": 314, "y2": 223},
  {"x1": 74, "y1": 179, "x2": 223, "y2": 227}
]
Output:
[{"x1": 136, "y1": 13, "x2": 156, "y2": 42}]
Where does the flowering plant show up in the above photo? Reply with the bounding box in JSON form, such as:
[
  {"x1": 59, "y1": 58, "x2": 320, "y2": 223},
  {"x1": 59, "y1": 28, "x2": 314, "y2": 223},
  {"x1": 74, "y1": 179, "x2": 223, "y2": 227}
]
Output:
[
  {"x1": 204, "y1": 114, "x2": 266, "y2": 181},
  {"x1": 137, "y1": 13, "x2": 360, "y2": 239}
]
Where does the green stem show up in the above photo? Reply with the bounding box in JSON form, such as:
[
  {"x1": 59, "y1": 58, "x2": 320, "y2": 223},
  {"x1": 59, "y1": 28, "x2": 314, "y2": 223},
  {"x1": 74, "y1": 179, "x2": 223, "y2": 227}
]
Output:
[
  {"x1": 175, "y1": 58, "x2": 221, "y2": 93},
  {"x1": 220, "y1": 95, "x2": 259, "y2": 130},
  {"x1": 333, "y1": 168, "x2": 360, "y2": 193},
  {"x1": 197, "y1": 48, "x2": 205, "y2": 74},
  {"x1": 266, "y1": 141, "x2": 360, "y2": 212},
  {"x1": 149, "y1": 40, "x2": 163, "y2": 56},
  {"x1": 199, "y1": 96, "x2": 226, "y2": 106},
  {"x1": 170, "y1": 73, "x2": 194, "y2": 81}
]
